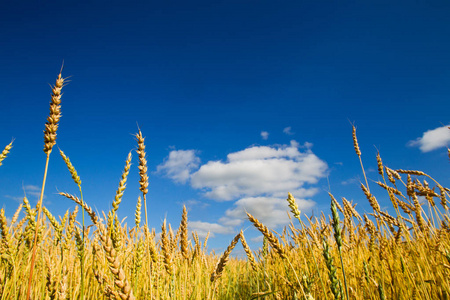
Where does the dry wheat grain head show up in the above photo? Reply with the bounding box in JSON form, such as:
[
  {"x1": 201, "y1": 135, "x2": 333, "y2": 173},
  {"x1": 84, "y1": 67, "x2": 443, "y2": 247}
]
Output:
[
  {"x1": 0, "y1": 140, "x2": 13, "y2": 166},
  {"x1": 161, "y1": 219, "x2": 173, "y2": 275},
  {"x1": 60, "y1": 192, "x2": 99, "y2": 225},
  {"x1": 211, "y1": 232, "x2": 240, "y2": 282},
  {"x1": 247, "y1": 212, "x2": 287, "y2": 259},
  {"x1": 180, "y1": 205, "x2": 189, "y2": 260},
  {"x1": 240, "y1": 230, "x2": 258, "y2": 272},
  {"x1": 43, "y1": 71, "x2": 64, "y2": 154}
]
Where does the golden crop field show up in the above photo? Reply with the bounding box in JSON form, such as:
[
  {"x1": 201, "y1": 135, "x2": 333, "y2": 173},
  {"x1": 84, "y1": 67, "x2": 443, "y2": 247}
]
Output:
[{"x1": 0, "y1": 70, "x2": 449, "y2": 299}]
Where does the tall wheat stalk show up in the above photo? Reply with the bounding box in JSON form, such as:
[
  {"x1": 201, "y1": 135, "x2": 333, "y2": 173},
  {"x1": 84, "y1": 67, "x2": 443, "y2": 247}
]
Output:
[
  {"x1": 59, "y1": 149, "x2": 85, "y2": 300},
  {"x1": 27, "y1": 69, "x2": 64, "y2": 300},
  {"x1": 135, "y1": 129, "x2": 149, "y2": 229}
]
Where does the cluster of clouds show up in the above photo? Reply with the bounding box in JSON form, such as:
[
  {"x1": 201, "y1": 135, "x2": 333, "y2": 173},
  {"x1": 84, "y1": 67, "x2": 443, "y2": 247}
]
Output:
[
  {"x1": 156, "y1": 125, "x2": 449, "y2": 238},
  {"x1": 157, "y1": 132, "x2": 328, "y2": 237}
]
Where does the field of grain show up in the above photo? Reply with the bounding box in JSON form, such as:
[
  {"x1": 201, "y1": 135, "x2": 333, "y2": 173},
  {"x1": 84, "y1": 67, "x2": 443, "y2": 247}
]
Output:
[{"x1": 0, "y1": 70, "x2": 449, "y2": 299}]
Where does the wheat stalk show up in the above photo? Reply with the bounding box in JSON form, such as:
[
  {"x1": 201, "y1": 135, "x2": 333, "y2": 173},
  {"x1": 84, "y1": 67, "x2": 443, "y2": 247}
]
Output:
[
  {"x1": 27, "y1": 68, "x2": 64, "y2": 300},
  {"x1": 331, "y1": 199, "x2": 349, "y2": 300},
  {"x1": 135, "y1": 129, "x2": 149, "y2": 228}
]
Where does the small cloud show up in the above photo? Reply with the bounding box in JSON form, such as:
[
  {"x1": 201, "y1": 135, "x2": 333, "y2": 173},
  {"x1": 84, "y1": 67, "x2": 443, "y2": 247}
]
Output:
[
  {"x1": 366, "y1": 168, "x2": 376, "y2": 173},
  {"x1": 408, "y1": 125, "x2": 450, "y2": 152},
  {"x1": 4, "y1": 195, "x2": 23, "y2": 203},
  {"x1": 184, "y1": 199, "x2": 209, "y2": 209},
  {"x1": 24, "y1": 185, "x2": 40, "y2": 191},
  {"x1": 24, "y1": 185, "x2": 43, "y2": 199},
  {"x1": 261, "y1": 131, "x2": 269, "y2": 140},
  {"x1": 283, "y1": 127, "x2": 294, "y2": 135},
  {"x1": 417, "y1": 196, "x2": 427, "y2": 204},
  {"x1": 218, "y1": 216, "x2": 244, "y2": 227},
  {"x1": 156, "y1": 150, "x2": 200, "y2": 183},
  {"x1": 334, "y1": 162, "x2": 344, "y2": 166},
  {"x1": 250, "y1": 236, "x2": 264, "y2": 243},
  {"x1": 301, "y1": 141, "x2": 313, "y2": 149},
  {"x1": 4, "y1": 185, "x2": 45, "y2": 203},
  {"x1": 188, "y1": 221, "x2": 234, "y2": 238},
  {"x1": 341, "y1": 178, "x2": 358, "y2": 185}
]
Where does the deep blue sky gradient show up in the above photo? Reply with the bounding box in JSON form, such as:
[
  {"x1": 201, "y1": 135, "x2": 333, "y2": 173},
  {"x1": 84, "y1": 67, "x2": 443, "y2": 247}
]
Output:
[{"x1": 1, "y1": 0, "x2": 449, "y2": 251}]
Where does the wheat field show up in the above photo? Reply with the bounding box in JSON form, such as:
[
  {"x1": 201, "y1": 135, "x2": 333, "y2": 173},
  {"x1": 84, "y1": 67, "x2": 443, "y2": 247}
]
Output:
[{"x1": 0, "y1": 70, "x2": 449, "y2": 299}]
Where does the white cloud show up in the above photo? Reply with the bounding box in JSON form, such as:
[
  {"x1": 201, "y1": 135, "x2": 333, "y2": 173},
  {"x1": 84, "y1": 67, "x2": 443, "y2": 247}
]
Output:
[
  {"x1": 4, "y1": 185, "x2": 44, "y2": 203},
  {"x1": 283, "y1": 127, "x2": 294, "y2": 135},
  {"x1": 219, "y1": 195, "x2": 315, "y2": 229},
  {"x1": 341, "y1": 178, "x2": 358, "y2": 185},
  {"x1": 261, "y1": 131, "x2": 269, "y2": 140},
  {"x1": 190, "y1": 141, "x2": 328, "y2": 201},
  {"x1": 184, "y1": 199, "x2": 209, "y2": 209},
  {"x1": 4, "y1": 195, "x2": 24, "y2": 203},
  {"x1": 408, "y1": 125, "x2": 450, "y2": 152},
  {"x1": 156, "y1": 150, "x2": 200, "y2": 183},
  {"x1": 158, "y1": 140, "x2": 328, "y2": 234},
  {"x1": 188, "y1": 220, "x2": 234, "y2": 238},
  {"x1": 250, "y1": 236, "x2": 264, "y2": 243}
]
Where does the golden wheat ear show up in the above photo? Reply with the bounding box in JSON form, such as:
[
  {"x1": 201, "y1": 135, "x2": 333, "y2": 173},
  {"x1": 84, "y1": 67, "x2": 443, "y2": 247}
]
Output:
[
  {"x1": 246, "y1": 212, "x2": 286, "y2": 259},
  {"x1": 179, "y1": 205, "x2": 189, "y2": 260},
  {"x1": 211, "y1": 232, "x2": 240, "y2": 282},
  {"x1": 239, "y1": 230, "x2": 257, "y2": 272},
  {"x1": 43, "y1": 72, "x2": 64, "y2": 155},
  {"x1": 0, "y1": 139, "x2": 13, "y2": 166}
]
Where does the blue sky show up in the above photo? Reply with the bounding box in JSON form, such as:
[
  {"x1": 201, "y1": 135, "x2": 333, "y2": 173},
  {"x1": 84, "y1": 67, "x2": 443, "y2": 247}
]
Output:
[{"x1": 1, "y1": 1, "x2": 449, "y2": 251}]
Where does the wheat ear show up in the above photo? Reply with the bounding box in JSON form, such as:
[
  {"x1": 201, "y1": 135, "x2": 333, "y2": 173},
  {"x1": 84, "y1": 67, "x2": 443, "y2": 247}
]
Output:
[
  {"x1": 352, "y1": 124, "x2": 369, "y2": 192},
  {"x1": 10, "y1": 203, "x2": 22, "y2": 228},
  {"x1": 112, "y1": 152, "x2": 132, "y2": 213},
  {"x1": 239, "y1": 230, "x2": 257, "y2": 272},
  {"x1": 135, "y1": 129, "x2": 149, "y2": 228},
  {"x1": 0, "y1": 140, "x2": 13, "y2": 166},
  {"x1": 135, "y1": 196, "x2": 141, "y2": 229},
  {"x1": 323, "y1": 236, "x2": 342, "y2": 300},
  {"x1": 211, "y1": 232, "x2": 240, "y2": 282},
  {"x1": 180, "y1": 205, "x2": 189, "y2": 260},
  {"x1": 396, "y1": 169, "x2": 426, "y2": 176},
  {"x1": 0, "y1": 209, "x2": 13, "y2": 257},
  {"x1": 161, "y1": 219, "x2": 174, "y2": 275},
  {"x1": 247, "y1": 212, "x2": 286, "y2": 259},
  {"x1": 98, "y1": 223, "x2": 136, "y2": 299},
  {"x1": 59, "y1": 192, "x2": 99, "y2": 225}
]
